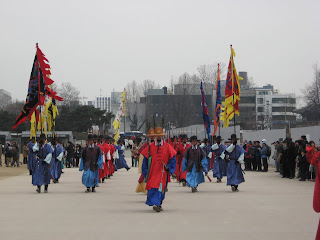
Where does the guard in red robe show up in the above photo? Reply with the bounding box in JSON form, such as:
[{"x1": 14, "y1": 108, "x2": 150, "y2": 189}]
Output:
[
  {"x1": 103, "y1": 136, "x2": 111, "y2": 178},
  {"x1": 98, "y1": 135, "x2": 106, "y2": 183},
  {"x1": 176, "y1": 134, "x2": 190, "y2": 186},
  {"x1": 313, "y1": 151, "x2": 320, "y2": 239},
  {"x1": 141, "y1": 127, "x2": 177, "y2": 212},
  {"x1": 106, "y1": 136, "x2": 116, "y2": 176}
]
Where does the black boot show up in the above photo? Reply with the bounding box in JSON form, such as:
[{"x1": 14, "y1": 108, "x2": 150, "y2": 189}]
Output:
[
  {"x1": 44, "y1": 185, "x2": 48, "y2": 193},
  {"x1": 153, "y1": 205, "x2": 162, "y2": 212},
  {"x1": 92, "y1": 187, "x2": 96, "y2": 193},
  {"x1": 29, "y1": 170, "x2": 32, "y2": 175},
  {"x1": 36, "y1": 186, "x2": 41, "y2": 193}
]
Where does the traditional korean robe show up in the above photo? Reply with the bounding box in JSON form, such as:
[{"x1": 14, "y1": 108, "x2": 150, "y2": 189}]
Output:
[
  {"x1": 176, "y1": 142, "x2": 191, "y2": 182},
  {"x1": 313, "y1": 166, "x2": 320, "y2": 239},
  {"x1": 32, "y1": 143, "x2": 53, "y2": 186},
  {"x1": 212, "y1": 143, "x2": 227, "y2": 180},
  {"x1": 27, "y1": 141, "x2": 36, "y2": 171},
  {"x1": 182, "y1": 146, "x2": 208, "y2": 188},
  {"x1": 79, "y1": 144, "x2": 103, "y2": 188},
  {"x1": 115, "y1": 145, "x2": 130, "y2": 170},
  {"x1": 225, "y1": 144, "x2": 246, "y2": 186},
  {"x1": 98, "y1": 143, "x2": 107, "y2": 180},
  {"x1": 50, "y1": 144, "x2": 64, "y2": 180},
  {"x1": 141, "y1": 140, "x2": 176, "y2": 206}
]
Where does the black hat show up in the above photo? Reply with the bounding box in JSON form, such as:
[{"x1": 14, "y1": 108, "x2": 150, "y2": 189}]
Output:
[
  {"x1": 88, "y1": 134, "x2": 93, "y2": 140},
  {"x1": 228, "y1": 134, "x2": 239, "y2": 140},
  {"x1": 181, "y1": 134, "x2": 188, "y2": 140},
  {"x1": 216, "y1": 136, "x2": 223, "y2": 141},
  {"x1": 93, "y1": 134, "x2": 98, "y2": 140},
  {"x1": 39, "y1": 133, "x2": 46, "y2": 140},
  {"x1": 104, "y1": 135, "x2": 109, "y2": 140},
  {"x1": 106, "y1": 136, "x2": 113, "y2": 141},
  {"x1": 203, "y1": 138, "x2": 209, "y2": 144},
  {"x1": 190, "y1": 136, "x2": 198, "y2": 142},
  {"x1": 99, "y1": 135, "x2": 104, "y2": 139}
]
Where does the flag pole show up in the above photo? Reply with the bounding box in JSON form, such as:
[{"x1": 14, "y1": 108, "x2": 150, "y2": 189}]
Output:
[
  {"x1": 233, "y1": 93, "x2": 236, "y2": 134},
  {"x1": 230, "y1": 45, "x2": 236, "y2": 135}
]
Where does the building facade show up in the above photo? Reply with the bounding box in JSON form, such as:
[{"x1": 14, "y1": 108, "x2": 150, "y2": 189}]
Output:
[
  {"x1": 145, "y1": 86, "x2": 214, "y2": 129},
  {"x1": 0, "y1": 89, "x2": 12, "y2": 109},
  {"x1": 256, "y1": 88, "x2": 297, "y2": 129},
  {"x1": 215, "y1": 74, "x2": 297, "y2": 130},
  {"x1": 95, "y1": 96, "x2": 111, "y2": 112}
]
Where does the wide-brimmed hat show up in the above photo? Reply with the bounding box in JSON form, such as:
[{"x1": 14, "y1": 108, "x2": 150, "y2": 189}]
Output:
[
  {"x1": 146, "y1": 128, "x2": 155, "y2": 137},
  {"x1": 228, "y1": 134, "x2": 239, "y2": 140},
  {"x1": 93, "y1": 134, "x2": 99, "y2": 140},
  {"x1": 87, "y1": 134, "x2": 93, "y2": 140},
  {"x1": 153, "y1": 127, "x2": 167, "y2": 136}
]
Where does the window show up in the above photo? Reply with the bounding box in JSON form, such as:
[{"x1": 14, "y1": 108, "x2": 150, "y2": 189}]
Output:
[
  {"x1": 258, "y1": 107, "x2": 264, "y2": 112},
  {"x1": 257, "y1": 98, "x2": 264, "y2": 104},
  {"x1": 241, "y1": 96, "x2": 256, "y2": 103},
  {"x1": 258, "y1": 91, "x2": 268, "y2": 95},
  {"x1": 272, "y1": 98, "x2": 296, "y2": 104},
  {"x1": 272, "y1": 107, "x2": 295, "y2": 112}
]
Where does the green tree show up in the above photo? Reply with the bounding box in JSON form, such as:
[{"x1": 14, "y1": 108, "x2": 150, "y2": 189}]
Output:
[{"x1": 55, "y1": 105, "x2": 114, "y2": 132}]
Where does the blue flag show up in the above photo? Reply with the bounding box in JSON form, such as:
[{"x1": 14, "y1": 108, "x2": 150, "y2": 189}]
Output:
[
  {"x1": 200, "y1": 82, "x2": 211, "y2": 139},
  {"x1": 213, "y1": 64, "x2": 222, "y2": 136}
]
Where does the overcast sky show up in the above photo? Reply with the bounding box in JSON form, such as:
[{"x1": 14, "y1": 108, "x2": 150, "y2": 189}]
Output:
[{"x1": 0, "y1": 0, "x2": 319, "y2": 103}]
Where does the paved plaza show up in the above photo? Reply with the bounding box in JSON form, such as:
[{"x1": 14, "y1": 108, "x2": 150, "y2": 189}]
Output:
[{"x1": 0, "y1": 155, "x2": 318, "y2": 240}]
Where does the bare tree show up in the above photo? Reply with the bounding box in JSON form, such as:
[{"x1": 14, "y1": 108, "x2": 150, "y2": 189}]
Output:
[
  {"x1": 125, "y1": 80, "x2": 145, "y2": 131},
  {"x1": 197, "y1": 62, "x2": 227, "y2": 88},
  {"x1": 140, "y1": 79, "x2": 160, "y2": 97},
  {"x1": 247, "y1": 76, "x2": 257, "y2": 89},
  {"x1": 126, "y1": 80, "x2": 140, "y2": 103},
  {"x1": 57, "y1": 82, "x2": 80, "y2": 106},
  {"x1": 303, "y1": 63, "x2": 320, "y2": 106}
]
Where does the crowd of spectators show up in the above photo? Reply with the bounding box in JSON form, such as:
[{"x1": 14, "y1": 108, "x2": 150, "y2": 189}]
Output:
[{"x1": 243, "y1": 135, "x2": 319, "y2": 181}]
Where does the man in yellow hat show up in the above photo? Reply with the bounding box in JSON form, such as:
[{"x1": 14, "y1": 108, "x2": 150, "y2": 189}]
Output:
[{"x1": 141, "y1": 127, "x2": 177, "y2": 212}]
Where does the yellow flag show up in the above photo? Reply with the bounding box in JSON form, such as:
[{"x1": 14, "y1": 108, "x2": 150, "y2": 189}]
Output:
[{"x1": 30, "y1": 112, "x2": 37, "y2": 139}]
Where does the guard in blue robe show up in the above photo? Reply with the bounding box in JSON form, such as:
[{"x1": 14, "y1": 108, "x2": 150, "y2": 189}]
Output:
[
  {"x1": 225, "y1": 134, "x2": 246, "y2": 192},
  {"x1": 27, "y1": 138, "x2": 36, "y2": 175},
  {"x1": 201, "y1": 138, "x2": 212, "y2": 171},
  {"x1": 115, "y1": 141, "x2": 130, "y2": 171},
  {"x1": 211, "y1": 136, "x2": 227, "y2": 183},
  {"x1": 79, "y1": 134, "x2": 103, "y2": 193},
  {"x1": 182, "y1": 136, "x2": 208, "y2": 193},
  {"x1": 32, "y1": 135, "x2": 54, "y2": 193},
  {"x1": 51, "y1": 139, "x2": 64, "y2": 183}
]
